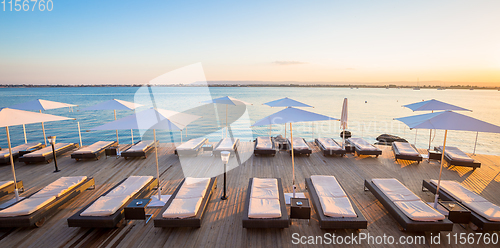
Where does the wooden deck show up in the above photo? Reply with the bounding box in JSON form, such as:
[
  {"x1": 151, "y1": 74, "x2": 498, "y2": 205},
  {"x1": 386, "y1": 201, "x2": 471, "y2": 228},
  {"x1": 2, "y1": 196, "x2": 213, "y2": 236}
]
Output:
[{"x1": 0, "y1": 141, "x2": 499, "y2": 247}]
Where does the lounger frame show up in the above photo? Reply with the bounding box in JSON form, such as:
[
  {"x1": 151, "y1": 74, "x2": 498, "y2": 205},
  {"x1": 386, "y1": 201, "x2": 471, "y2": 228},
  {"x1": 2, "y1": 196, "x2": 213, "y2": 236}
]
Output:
[
  {"x1": 121, "y1": 141, "x2": 159, "y2": 159},
  {"x1": 288, "y1": 138, "x2": 312, "y2": 156},
  {"x1": 154, "y1": 177, "x2": 217, "y2": 228},
  {"x1": 242, "y1": 178, "x2": 290, "y2": 228},
  {"x1": 0, "y1": 180, "x2": 24, "y2": 198},
  {"x1": 254, "y1": 137, "x2": 277, "y2": 156},
  {"x1": 213, "y1": 138, "x2": 240, "y2": 156},
  {"x1": 364, "y1": 180, "x2": 453, "y2": 232},
  {"x1": 175, "y1": 138, "x2": 209, "y2": 157},
  {"x1": 18, "y1": 143, "x2": 79, "y2": 164},
  {"x1": 71, "y1": 141, "x2": 118, "y2": 161},
  {"x1": 348, "y1": 140, "x2": 382, "y2": 157},
  {"x1": 315, "y1": 138, "x2": 346, "y2": 157},
  {"x1": 67, "y1": 177, "x2": 158, "y2": 228},
  {"x1": 434, "y1": 147, "x2": 481, "y2": 169},
  {"x1": 305, "y1": 178, "x2": 367, "y2": 229},
  {"x1": 0, "y1": 177, "x2": 95, "y2": 228},
  {"x1": 0, "y1": 144, "x2": 45, "y2": 164},
  {"x1": 392, "y1": 142, "x2": 422, "y2": 163},
  {"x1": 422, "y1": 180, "x2": 500, "y2": 231}
]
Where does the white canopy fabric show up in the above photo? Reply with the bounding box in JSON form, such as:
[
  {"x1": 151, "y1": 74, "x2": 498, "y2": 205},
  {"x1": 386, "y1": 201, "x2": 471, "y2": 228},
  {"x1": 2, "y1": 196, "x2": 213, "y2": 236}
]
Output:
[
  {"x1": 403, "y1": 99, "x2": 471, "y2": 112},
  {"x1": 395, "y1": 110, "x2": 500, "y2": 209},
  {"x1": 9, "y1": 99, "x2": 77, "y2": 111},
  {"x1": 263, "y1": 97, "x2": 312, "y2": 108},
  {"x1": 252, "y1": 107, "x2": 337, "y2": 198},
  {"x1": 81, "y1": 99, "x2": 143, "y2": 111},
  {"x1": 200, "y1": 96, "x2": 251, "y2": 138},
  {"x1": 340, "y1": 98, "x2": 348, "y2": 148},
  {"x1": 0, "y1": 108, "x2": 74, "y2": 201}
]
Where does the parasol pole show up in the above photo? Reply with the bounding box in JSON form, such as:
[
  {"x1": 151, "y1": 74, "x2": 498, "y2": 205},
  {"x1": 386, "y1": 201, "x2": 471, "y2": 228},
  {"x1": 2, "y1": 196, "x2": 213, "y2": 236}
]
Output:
[
  {"x1": 434, "y1": 130, "x2": 448, "y2": 209},
  {"x1": 428, "y1": 129, "x2": 432, "y2": 150},
  {"x1": 290, "y1": 123, "x2": 296, "y2": 198},
  {"x1": 6, "y1": 127, "x2": 20, "y2": 201},
  {"x1": 77, "y1": 121, "x2": 83, "y2": 147},
  {"x1": 473, "y1": 132, "x2": 478, "y2": 156},
  {"x1": 114, "y1": 109, "x2": 119, "y2": 144},
  {"x1": 131, "y1": 129, "x2": 134, "y2": 144},
  {"x1": 23, "y1": 124, "x2": 27, "y2": 143},
  {"x1": 154, "y1": 129, "x2": 161, "y2": 200},
  {"x1": 226, "y1": 105, "x2": 228, "y2": 138},
  {"x1": 40, "y1": 110, "x2": 47, "y2": 146}
]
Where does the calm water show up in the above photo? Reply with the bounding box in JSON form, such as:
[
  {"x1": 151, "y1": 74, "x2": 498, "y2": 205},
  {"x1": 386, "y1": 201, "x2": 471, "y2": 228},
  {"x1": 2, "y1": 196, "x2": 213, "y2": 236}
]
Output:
[{"x1": 1, "y1": 86, "x2": 500, "y2": 156}]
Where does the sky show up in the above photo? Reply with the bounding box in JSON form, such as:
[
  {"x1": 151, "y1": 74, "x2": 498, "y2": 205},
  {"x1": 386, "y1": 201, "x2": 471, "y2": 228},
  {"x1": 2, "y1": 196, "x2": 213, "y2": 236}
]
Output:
[{"x1": 0, "y1": 0, "x2": 499, "y2": 86}]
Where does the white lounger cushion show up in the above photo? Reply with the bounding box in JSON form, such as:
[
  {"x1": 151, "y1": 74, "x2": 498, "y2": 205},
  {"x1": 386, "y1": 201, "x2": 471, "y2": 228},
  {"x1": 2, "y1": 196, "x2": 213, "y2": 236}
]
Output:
[
  {"x1": 289, "y1": 138, "x2": 309, "y2": 149},
  {"x1": 176, "y1": 138, "x2": 207, "y2": 150},
  {"x1": 107, "y1": 176, "x2": 153, "y2": 197},
  {"x1": 394, "y1": 201, "x2": 445, "y2": 221},
  {"x1": 72, "y1": 141, "x2": 113, "y2": 154},
  {"x1": 0, "y1": 142, "x2": 41, "y2": 157},
  {"x1": 0, "y1": 181, "x2": 14, "y2": 189},
  {"x1": 33, "y1": 176, "x2": 87, "y2": 198},
  {"x1": 349, "y1": 138, "x2": 377, "y2": 151},
  {"x1": 175, "y1": 177, "x2": 211, "y2": 199},
  {"x1": 248, "y1": 178, "x2": 282, "y2": 219},
  {"x1": 439, "y1": 146, "x2": 474, "y2": 162},
  {"x1": 255, "y1": 137, "x2": 273, "y2": 150},
  {"x1": 372, "y1": 179, "x2": 420, "y2": 202},
  {"x1": 215, "y1": 138, "x2": 237, "y2": 150},
  {"x1": 23, "y1": 143, "x2": 73, "y2": 157},
  {"x1": 80, "y1": 195, "x2": 130, "y2": 217},
  {"x1": 317, "y1": 138, "x2": 342, "y2": 150},
  {"x1": 311, "y1": 175, "x2": 347, "y2": 198},
  {"x1": 373, "y1": 178, "x2": 444, "y2": 221},
  {"x1": 127, "y1": 140, "x2": 154, "y2": 152},
  {"x1": 0, "y1": 196, "x2": 56, "y2": 217},
  {"x1": 162, "y1": 197, "x2": 204, "y2": 219},
  {"x1": 393, "y1": 142, "x2": 420, "y2": 156},
  {"x1": 431, "y1": 180, "x2": 500, "y2": 222},
  {"x1": 318, "y1": 196, "x2": 357, "y2": 218}
]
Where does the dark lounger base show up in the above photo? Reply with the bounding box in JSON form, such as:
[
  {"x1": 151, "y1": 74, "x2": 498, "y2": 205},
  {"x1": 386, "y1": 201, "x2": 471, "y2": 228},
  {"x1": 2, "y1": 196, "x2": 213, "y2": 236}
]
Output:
[
  {"x1": 242, "y1": 178, "x2": 290, "y2": 228},
  {"x1": 392, "y1": 143, "x2": 422, "y2": 163},
  {"x1": 422, "y1": 180, "x2": 500, "y2": 232},
  {"x1": 154, "y1": 177, "x2": 217, "y2": 228},
  {"x1": 364, "y1": 180, "x2": 453, "y2": 232},
  {"x1": 67, "y1": 177, "x2": 158, "y2": 228},
  {"x1": 305, "y1": 178, "x2": 367, "y2": 229},
  {"x1": 0, "y1": 178, "x2": 95, "y2": 228}
]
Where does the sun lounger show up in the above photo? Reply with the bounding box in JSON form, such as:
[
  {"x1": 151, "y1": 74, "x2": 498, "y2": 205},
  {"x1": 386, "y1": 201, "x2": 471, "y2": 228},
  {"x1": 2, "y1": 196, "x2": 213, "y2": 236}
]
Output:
[
  {"x1": 392, "y1": 141, "x2": 422, "y2": 163},
  {"x1": 175, "y1": 138, "x2": 208, "y2": 156},
  {"x1": 71, "y1": 141, "x2": 118, "y2": 161},
  {"x1": 364, "y1": 178, "x2": 453, "y2": 232},
  {"x1": 0, "y1": 176, "x2": 95, "y2": 227},
  {"x1": 315, "y1": 138, "x2": 346, "y2": 156},
  {"x1": 0, "y1": 142, "x2": 44, "y2": 164},
  {"x1": 18, "y1": 143, "x2": 79, "y2": 164},
  {"x1": 422, "y1": 180, "x2": 500, "y2": 231},
  {"x1": 434, "y1": 146, "x2": 481, "y2": 169},
  {"x1": 288, "y1": 137, "x2": 312, "y2": 156},
  {"x1": 154, "y1": 177, "x2": 217, "y2": 228},
  {"x1": 305, "y1": 176, "x2": 367, "y2": 229},
  {"x1": 348, "y1": 138, "x2": 382, "y2": 157},
  {"x1": 121, "y1": 140, "x2": 158, "y2": 159},
  {"x1": 254, "y1": 137, "x2": 277, "y2": 156},
  {"x1": 0, "y1": 180, "x2": 24, "y2": 198},
  {"x1": 242, "y1": 178, "x2": 290, "y2": 228},
  {"x1": 213, "y1": 138, "x2": 239, "y2": 156},
  {"x1": 67, "y1": 176, "x2": 158, "y2": 228}
]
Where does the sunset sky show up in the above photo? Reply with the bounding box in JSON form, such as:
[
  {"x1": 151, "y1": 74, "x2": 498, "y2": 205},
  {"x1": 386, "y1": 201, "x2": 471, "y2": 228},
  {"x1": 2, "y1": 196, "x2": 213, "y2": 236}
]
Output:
[{"x1": 1, "y1": 0, "x2": 499, "y2": 86}]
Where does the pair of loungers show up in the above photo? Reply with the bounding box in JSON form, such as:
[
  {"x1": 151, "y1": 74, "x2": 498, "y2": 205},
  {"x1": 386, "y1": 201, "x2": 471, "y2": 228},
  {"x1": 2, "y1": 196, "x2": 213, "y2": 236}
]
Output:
[
  {"x1": 434, "y1": 146, "x2": 481, "y2": 169},
  {"x1": 0, "y1": 142, "x2": 45, "y2": 164},
  {"x1": 19, "y1": 143, "x2": 79, "y2": 164},
  {"x1": 0, "y1": 176, "x2": 95, "y2": 227}
]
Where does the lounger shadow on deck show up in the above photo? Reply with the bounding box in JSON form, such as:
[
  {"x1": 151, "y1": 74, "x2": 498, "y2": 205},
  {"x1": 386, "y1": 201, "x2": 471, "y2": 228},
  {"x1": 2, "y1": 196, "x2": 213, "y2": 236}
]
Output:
[
  {"x1": 305, "y1": 178, "x2": 367, "y2": 229},
  {"x1": 364, "y1": 180, "x2": 453, "y2": 232},
  {"x1": 154, "y1": 177, "x2": 217, "y2": 228}
]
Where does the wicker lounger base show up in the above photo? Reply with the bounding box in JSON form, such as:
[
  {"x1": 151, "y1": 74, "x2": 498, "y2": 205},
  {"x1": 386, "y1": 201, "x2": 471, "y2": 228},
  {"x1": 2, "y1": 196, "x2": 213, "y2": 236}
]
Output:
[
  {"x1": 154, "y1": 177, "x2": 217, "y2": 228},
  {"x1": 19, "y1": 143, "x2": 79, "y2": 164},
  {"x1": 71, "y1": 142, "x2": 118, "y2": 161},
  {"x1": 305, "y1": 178, "x2": 367, "y2": 229},
  {"x1": 0, "y1": 180, "x2": 24, "y2": 198},
  {"x1": 0, "y1": 178, "x2": 95, "y2": 228},
  {"x1": 392, "y1": 143, "x2": 422, "y2": 163},
  {"x1": 121, "y1": 141, "x2": 158, "y2": 159},
  {"x1": 67, "y1": 177, "x2": 158, "y2": 228},
  {"x1": 422, "y1": 180, "x2": 500, "y2": 231},
  {"x1": 364, "y1": 180, "x2": 453, "y2": 232},
  {"x1": 242, "y1": 178, "x2": 290, "y2": 228}
]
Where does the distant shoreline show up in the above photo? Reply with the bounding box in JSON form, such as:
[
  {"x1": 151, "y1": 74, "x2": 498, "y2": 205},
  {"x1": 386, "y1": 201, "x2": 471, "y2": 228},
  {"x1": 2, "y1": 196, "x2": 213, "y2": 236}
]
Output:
[{"x1": 1, "y1": 84, "x2": 499, "y2": 90}]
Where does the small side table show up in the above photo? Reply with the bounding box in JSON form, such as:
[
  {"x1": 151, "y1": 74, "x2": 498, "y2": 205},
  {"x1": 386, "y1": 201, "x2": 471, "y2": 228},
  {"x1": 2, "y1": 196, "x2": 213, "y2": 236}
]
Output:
[
  {"x1": 290, "y1": 198, "x2": 311, "y2": 220},
  {"x1": 124, "y1": 198, "x2": 152, "y2": 224},
  {"x1": 439, "y1": 201, "x2": 471, "y2": 224},
  {"x1": 202, "y1": 144, "x2": 213, "y2": 151},
  {"x1": 428, "y1": 150, "x2": 442, "y2": 161},
  {"x1": 344, "y1": 145, "x2": 355, "y2": 153}
]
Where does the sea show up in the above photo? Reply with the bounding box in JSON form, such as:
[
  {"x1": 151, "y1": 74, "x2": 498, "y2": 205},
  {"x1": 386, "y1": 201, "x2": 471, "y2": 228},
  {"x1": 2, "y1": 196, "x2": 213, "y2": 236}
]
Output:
[{"x1": 1, "y1": 86, "x2": 500, "y2": 156}]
